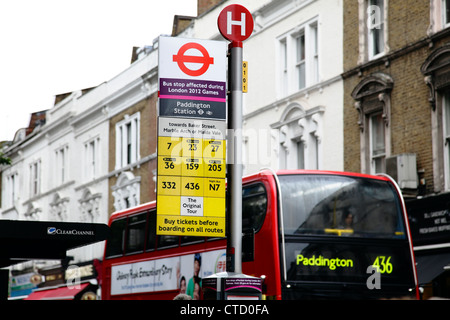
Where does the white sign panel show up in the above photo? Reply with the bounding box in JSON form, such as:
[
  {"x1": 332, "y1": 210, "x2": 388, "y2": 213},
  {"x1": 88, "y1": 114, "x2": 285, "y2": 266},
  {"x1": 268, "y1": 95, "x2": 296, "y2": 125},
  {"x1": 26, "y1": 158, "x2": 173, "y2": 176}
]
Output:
[
  {"x1": 159, "y1": 36, "x2": 227, "y2": 81},
  {"x1": 110, "y1": 249, "x2": 226, "y2": 297}
]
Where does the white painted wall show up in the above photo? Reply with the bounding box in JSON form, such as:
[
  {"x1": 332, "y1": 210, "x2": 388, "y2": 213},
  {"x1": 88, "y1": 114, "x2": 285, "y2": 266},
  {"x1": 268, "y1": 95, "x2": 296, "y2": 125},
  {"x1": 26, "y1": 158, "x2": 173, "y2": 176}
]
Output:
[{"x1": 190, "y1": 0, "x2": 344, "y2": 174}]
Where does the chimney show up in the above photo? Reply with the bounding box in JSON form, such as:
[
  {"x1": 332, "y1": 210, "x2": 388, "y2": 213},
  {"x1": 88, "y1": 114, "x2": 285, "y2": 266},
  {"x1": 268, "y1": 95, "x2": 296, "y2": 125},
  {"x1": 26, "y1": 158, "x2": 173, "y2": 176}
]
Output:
[
  {"x1": 172, "y1": 15, "x2": 195, "y2": 36},
  {"x1": 197, "y1": 0, "x2": 224, "y2": 16}
]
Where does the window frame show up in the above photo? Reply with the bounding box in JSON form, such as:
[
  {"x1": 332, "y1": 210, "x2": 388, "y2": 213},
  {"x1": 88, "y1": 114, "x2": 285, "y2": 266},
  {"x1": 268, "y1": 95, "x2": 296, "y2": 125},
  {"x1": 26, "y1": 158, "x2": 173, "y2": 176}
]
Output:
[
  {"x1": 115, "y1": 113, "x2": 140, "y2": 169},
  {"x1": 55, "y1": 145, "x2": 69, "y2": 185},
  {"x1": 369, "y1": 112, "x2": 386, "y2": 174},
  {"x1": 367, "y1": 0, "x2": 385, "y2": 60},
  {"x1": 273, "y1": 104, "x2": 323, "y2": 170},
  {"x1": 29, "y1": 160, "x2": 41, "y2": 197},
  {"x1": 443, "y1": 0, "x2": 450, "y2": 28},
  {"x1": 277, "y1": 18, "x2": 319, "y2": 98},
  {"x1": 442, "y1": 92, "x2": 450, "y2": 189},
  {"x1": 84, "y1": 137, "x2": 100, "y2": 180}
]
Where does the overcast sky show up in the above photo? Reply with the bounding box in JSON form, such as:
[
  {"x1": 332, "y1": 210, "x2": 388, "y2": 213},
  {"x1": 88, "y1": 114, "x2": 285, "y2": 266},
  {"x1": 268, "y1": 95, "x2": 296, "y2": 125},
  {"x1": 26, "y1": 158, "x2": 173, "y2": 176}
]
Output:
[{"x1": 0, "y1": 0, "x2": 197, "y2": 141}]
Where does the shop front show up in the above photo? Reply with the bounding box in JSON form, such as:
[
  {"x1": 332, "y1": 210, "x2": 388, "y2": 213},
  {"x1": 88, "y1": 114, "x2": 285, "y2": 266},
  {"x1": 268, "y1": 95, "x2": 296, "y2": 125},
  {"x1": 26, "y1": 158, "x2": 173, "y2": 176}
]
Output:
[
  {"x1": 0, "y1": 220, "x2": 109, "y2": 300},
  {"x1": 406, "y1": 193, "x2": 450, "y2": 299},
  {"x1": 23, "y1": 259, "x2": 102, "y2": 300}
]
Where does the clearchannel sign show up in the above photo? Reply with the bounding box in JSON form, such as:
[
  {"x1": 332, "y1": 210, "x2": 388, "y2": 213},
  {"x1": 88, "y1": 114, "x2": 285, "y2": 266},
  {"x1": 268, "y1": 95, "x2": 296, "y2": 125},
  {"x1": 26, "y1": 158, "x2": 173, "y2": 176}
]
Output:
[{"x1": 47, "y1": 227, "x2": 94, "y2": 236}]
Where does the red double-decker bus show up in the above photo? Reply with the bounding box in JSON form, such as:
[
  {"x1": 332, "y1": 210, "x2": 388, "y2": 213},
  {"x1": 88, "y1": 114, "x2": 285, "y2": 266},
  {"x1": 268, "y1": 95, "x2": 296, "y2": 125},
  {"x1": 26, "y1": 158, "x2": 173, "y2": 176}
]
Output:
[{"x1": 101, "y1": 170, "x2": 419, "y2": 300}]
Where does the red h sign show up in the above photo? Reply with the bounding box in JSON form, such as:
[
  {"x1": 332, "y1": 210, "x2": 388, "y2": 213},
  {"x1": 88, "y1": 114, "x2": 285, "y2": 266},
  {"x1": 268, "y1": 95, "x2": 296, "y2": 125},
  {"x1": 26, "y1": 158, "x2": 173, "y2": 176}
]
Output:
[{"x1": 217, "y1": 4, "x2": 254, "y2": 45}]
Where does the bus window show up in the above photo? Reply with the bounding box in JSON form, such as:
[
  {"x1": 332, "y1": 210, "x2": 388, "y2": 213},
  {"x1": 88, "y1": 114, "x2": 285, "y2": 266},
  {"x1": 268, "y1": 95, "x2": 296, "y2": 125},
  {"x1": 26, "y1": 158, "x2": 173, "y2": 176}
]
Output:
[
  {"x1": 147, "y1": 210, "x2": 180, "y2": 250},
  {"x1": 146, "y1": 210, "x2": 156, "y2": 251},
  {"x1": 181, "y1": 236, "x2": 204, "y2": 245},
  {"x1": 279, "y1": 174, "x2": 405, "y2": 238},
  {"x1": 158, "y1": 235, "x2": 179, "y2": 248},
  {"x1": 242, "y1": 183, "x2": 267, "y2": 233},
  {"x1": 125, "y1": 212, "x2": 147, "y2": 254},
  {"x1": 105, "y1": 217, "x2": 127, "y2": 258}
]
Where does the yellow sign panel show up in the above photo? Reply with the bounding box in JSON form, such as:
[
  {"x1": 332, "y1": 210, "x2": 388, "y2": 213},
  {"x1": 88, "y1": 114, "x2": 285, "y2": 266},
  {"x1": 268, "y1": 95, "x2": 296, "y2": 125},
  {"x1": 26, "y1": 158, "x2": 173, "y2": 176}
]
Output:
[
  {"x1": 204, "y1": 159, "x2": 225, "y2": 179},
  {"x1": 203, "y1": 139, "x2": 226, "y2": 159},
  {"x1": 157, "y1": 215, "x2": 225, "y2": 237},
  {"x1": 182, "y1": 157, "x2": 203, "y2": 177},
  {"x1": 157, "y1": 195, "x2": 181, "y2": 215},
  {"x1": 242, "y1": 61, "x2": 248, "y2": 93},
  {"x1": 181, "y1": 176, "x2": 204, "y2": 197},
  {"x1": 182, "y1": 138, "x2": 203, "y2": 158},
  {"x1": 204, "y1": 178, "x2": 225, "y2": 198},
  {"x1": 157, "y1": 118, "x2": 226, "y2": 238},
  {"x1": 158, "y1": 156, "x2": 182, "y2": 176},
  {"x1": 158, "y1": 136, "x2": 182, "y2": 157},
  {"x1": 204, "y1": 197, "x2": 225, "y2": 217},
  {"x1": 157, "y1": 175, "x2": 181, "y2": 196}
]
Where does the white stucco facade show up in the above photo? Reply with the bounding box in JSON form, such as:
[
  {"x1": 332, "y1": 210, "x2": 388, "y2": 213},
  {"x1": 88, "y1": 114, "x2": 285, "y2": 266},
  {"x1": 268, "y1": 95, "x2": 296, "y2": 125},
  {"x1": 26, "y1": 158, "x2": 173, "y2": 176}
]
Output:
[
  {"x1": 0, "y1": 45, "x2": 158, "y2": 269},
  {"x1": 0, "y1": 0, "x2": 344, "y2": 282},
  {"x1": 185, "y1": 0, "x2": 344, "y2": 174}
]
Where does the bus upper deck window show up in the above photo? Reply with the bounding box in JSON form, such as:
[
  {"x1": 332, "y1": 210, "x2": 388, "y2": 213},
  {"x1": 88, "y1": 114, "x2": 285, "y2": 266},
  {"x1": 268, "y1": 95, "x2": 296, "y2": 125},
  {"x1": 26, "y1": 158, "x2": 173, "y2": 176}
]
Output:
[
  {"x1": 125, "y1": 213, "x2": 147, "y2": 254},
  {"x1": 105, "y1": 218, "x2": 127, "y2": 258},
  {"x1": 279, "y1": 174, "x2": 405, "y2": 239},
  {"x1": 242, "y1": 183, "x2": 267, "y2": 233}
]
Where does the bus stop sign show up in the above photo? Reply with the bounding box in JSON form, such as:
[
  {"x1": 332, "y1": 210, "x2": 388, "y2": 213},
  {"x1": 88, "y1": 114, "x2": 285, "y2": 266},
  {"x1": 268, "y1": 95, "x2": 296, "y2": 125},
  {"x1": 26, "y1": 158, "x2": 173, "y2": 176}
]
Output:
[{"x1": 218, "y1": 4, "x2": 254, "y2": 44}]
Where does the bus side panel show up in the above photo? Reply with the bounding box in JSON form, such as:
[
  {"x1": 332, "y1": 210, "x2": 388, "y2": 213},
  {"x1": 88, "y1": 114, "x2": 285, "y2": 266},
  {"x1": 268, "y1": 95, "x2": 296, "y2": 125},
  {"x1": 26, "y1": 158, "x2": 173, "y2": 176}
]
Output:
[
  {"x1": 102, "y1": 238, "x2": 227, "y2": 300},
  {"x1": 243, "y1": 174, "x2": 283, "y2": 300}
]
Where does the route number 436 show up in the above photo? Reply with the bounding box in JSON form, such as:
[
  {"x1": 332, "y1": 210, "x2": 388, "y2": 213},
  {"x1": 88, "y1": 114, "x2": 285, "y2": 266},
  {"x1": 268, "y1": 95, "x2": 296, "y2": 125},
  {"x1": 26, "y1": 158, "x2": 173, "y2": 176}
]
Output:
[{"x1": 372, "y1": 256, "x2": 393, "y2": 274}]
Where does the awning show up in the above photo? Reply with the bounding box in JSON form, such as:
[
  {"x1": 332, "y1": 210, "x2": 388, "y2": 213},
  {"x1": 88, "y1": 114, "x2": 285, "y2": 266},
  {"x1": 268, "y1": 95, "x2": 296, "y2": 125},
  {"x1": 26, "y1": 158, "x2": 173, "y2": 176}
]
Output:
[
  {"x1": 0, "y1": 220, "x2": 110, "y2": 268},
  {"x1": 415, "y1": 253, "x2": 450, "y2": 285},
  {"x1": 24, "y1": 283, "x2": 90, "y2": 300}
]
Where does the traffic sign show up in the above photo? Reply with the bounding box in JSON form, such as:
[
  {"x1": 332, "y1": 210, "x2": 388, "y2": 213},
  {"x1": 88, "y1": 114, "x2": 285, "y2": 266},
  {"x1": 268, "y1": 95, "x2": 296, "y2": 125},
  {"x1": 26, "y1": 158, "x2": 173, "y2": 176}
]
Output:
[
  {"x1": 218, "y1": 4, "x2": 254, "y2": 44},
  {"x1": 157, "y1": 37, "x2": 227, "y2": 238},
  {"x1": 159, "y1": 37, "x2": 226, "y2": 81},
  {"x1": 172, "y1": 42, "x2": 214, "y2": 77},
  {"x1": 217, "y1": 4, "x2": 253, "y2": 274},
  {"x1": 158, "y1": 37, "x2": 227, "y2": 120}
]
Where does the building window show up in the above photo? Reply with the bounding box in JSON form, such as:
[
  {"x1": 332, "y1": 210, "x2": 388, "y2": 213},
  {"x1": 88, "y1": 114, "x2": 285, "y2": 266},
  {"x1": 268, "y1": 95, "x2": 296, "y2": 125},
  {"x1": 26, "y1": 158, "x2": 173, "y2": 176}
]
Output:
[
  {"x1": 55, "y1": 146, "x2": 68, "y2": 185},
  {"x1": 370, "y1": 112, "x2": 386, "y2": 173},
  {"x1": 422, "y1": 44, "x2": 450, "y2": 191},
  {"x1": 428, "y1": 0, "x2": 450, "y2": 34},
  {"x1": 112, "y1": 171, "x2": 141, "y2": 211},
  {"x1": 358, "y1": 0, "x2": 388, "y2": 63},
  {"x1": 351, "y1": 73, "x2": 393, "y2": 174},
  {"x1": 116, "y1": 113, "x2": 140, "y2": 169},
  {"x1": 443, "y1": 0, "x2": 450, "y2": 27},
  {"x1": 85, "y1": 138, "x2": 99, "y2": 180},
  {"x1": 367, "y1": 0, "x2": 385, "y2": 59},
  {"x1": 280, "y1": 39, "x2": 288, "y2": 97},
  {"x1": 295, "y1": 32, "x2": 306, "y2": 90},
  {"x1": 296, "y1": 139, "x2": 305, "y2": 169},
  {"x1": 278, "y1": 19, "x2": 319, "y2": 97},
  {"x1": 29, "y1": 160, "x2": 41, "y2": 197},
  {"x1": 79, "y1": 188, "x2": 101, "y2": 223},
  {"x1": 6, "y1": 172, "x2": 18, "y2": 208},
  {"x1": 271, "y1": 104, "x2": 323, "y2": 170},
  {"x1": 443, "y1": 92, "x2": 450, "y2": 188}
]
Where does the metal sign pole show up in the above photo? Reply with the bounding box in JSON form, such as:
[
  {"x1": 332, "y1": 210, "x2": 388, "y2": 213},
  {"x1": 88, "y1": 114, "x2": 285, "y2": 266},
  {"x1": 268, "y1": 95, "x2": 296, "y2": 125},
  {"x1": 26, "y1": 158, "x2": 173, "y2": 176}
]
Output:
[
  {"x1": 227, "y1": 42, "x2": 243, "y2": 274},
  {"x1": 218, "y1": 3, "x2": 253, "y2": 276},
  {"x1": 201, "y1": 5, "x2": 264, "y2": 301}
]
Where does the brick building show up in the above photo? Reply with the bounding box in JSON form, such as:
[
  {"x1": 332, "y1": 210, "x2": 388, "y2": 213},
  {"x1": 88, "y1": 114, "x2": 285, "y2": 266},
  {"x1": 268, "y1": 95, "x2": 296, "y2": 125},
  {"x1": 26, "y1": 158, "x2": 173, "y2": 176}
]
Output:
[{"x1": 343, "y1": 0, "x2": 450, "y2": 298}]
